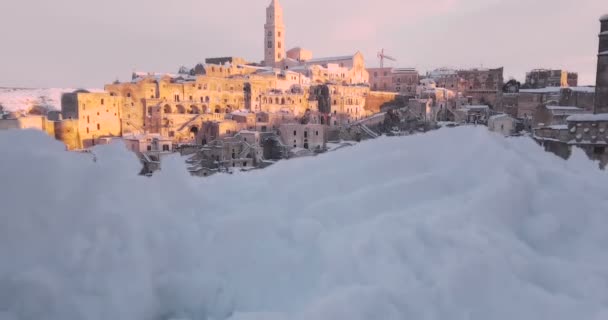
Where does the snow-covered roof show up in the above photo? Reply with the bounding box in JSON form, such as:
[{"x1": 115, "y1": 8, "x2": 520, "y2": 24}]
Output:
[
  {"x1": 306, "y1": 55, "x2": 353, "y2": 64},
  {"x1": 567, "y1": 113, "x2": 608, "y2": 122},
  {"x1": 461, "y1": 105, "x2": 490, "y2": 110},
  {"x1": 489, "y1": 113, "x2": 513, "y2": 121},
  {"x1": 600, "y1": 13, "x2": 608, "y2": 21},
  {"x1": 568, "y1": 86, "x2": 595, "y2": 93},
  {"x1": 545, "y1": 106, "x2": 582, "y2": 111},
  {"x1": 519, "y1": 87, "x2": 562, "y2": 94},
  {"x1": 123, "y1": 133, "x2": 170, "y2": 141},
  {"x1": 600, "y1": 51, "x2": 608, "y2": 57},
  {"x1": 549, "y1": 124, "x2": 569, "y2": 130}
]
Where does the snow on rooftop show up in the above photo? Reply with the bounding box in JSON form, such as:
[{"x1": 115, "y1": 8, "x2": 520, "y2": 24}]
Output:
[
  {"x1": 489, "y1": 113, "x2": 512, "y2": 120},
  {"x1": 1, "y1": 127, "x2": 608, "y2": 319},
  {"x1": 0, "y1": 87, "x2": 103, "y2": 112},
  {"x1": 568, "y1": 86, "x2": 595, "y2": 93},
  {"x1": 519, "y1": 87, "x2": 562, "y2": 94},
  {"x1": 546, "y1": 106, "x2": 582, "y2": 111},
  {"x1": 306, "y1": 55, "x2": 353, "y2": 64},
  {"x1": 547, "y1": 124, "x2": 569, "y2": 130},
  {"x1": 601, "y1": 13, "x2": 608, "y2": 21},
  {"x1": 567, "y1": 113, "x2": 608, "y2": 122}
]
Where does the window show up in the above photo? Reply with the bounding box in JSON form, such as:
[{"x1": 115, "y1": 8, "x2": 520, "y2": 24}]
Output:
[
  {"x1": 278, "y1": 31, "x2": 281, "y2": 37},
  {"x1": 293, "y1": 130, "x2": 297, "y2": 136},
  {"x1": 278, "y1": 41, "x2": 282, "y2": 49},
  {"x1": 594, "y1": 146, "x2": 605, "y2": 155},
  {"x1": 87, "y1": 116, "x2": 90, "y2": 124},
  {"x1": 97, "y1": 124, "x2": 100, "y2": 130},
  {"x1": 101, "y1": 99, "x2": 104, "y2": 105},
  {"x1": 147, "y1": 145, "x2": 152, "y2": 151},
  {"x1": 86, "y1": 127, "x2": 89, "y2": 134},
  {"x1": 127, "y1": 93, "x2": 131, "y2": 98},
  {"x1": 268, "y1": 41, "x2": 272, "y2": 49},
  {"x1": 267, "y1": 31, "x2": 272, "y2": 37},
  {"x1": 244, "y1": 162, "x2": 248, "y2": 167},
  {"x1": 304, "y1": 131, "x2": 308, "y2": 138},
  {"x1": 316, "y1": 131, "x2": 319, "y2": 136}
]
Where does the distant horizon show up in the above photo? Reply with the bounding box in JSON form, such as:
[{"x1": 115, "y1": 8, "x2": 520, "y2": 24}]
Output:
[{"x1": 0, "y1": 0, "x2": 605, "y2": 88}]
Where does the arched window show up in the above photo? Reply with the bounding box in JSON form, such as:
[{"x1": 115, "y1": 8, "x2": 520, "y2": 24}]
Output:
[
  {"x1": 163, "y1": 105, "x2": 172, "y2": 114},
  {"x1": 176, "y1": 105, "x2": 186, "y2": 114}
]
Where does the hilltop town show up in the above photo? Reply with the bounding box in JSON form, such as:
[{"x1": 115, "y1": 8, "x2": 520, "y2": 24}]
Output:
[{"x1": 1, "y1": 1, "x2": 607, "y2": 173}]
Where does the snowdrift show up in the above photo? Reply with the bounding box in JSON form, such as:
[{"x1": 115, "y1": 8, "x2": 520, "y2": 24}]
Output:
[{"x1": 0, "y1": 127, "x2": 607, "y2": 320}]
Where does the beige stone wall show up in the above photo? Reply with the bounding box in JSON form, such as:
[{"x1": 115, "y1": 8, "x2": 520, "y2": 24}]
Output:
[
  {"x1": 279, "y1": 123, "x2": 325, "y2": 150},
  {"x1": 54, "y1": 119, "x2": 81, "y2": 150},
  {"x1": 365, "y1": 91, "x2": 398, "y2": 114},
  {"x1": 76, "y1": 92, "x2": 122, "y2": 148},
  {"x1": 105, "y1": 79, "x2": 156, "y2": 134}
]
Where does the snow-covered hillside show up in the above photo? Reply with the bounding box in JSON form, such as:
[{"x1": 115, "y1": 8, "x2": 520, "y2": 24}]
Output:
[
  {"x1": 0, "y1": 87, "x2": 102, "y2": 112},
  {"x1": 0, "y1": 127, "x2": 607, "y2": 320}
]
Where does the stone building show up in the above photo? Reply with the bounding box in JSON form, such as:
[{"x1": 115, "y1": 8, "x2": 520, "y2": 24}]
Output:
[
  {"x1": 279, "y1": 123, "x2": 325, "y2": 151},
  {"x1": 123, "y1": 133, "x2": 173, "y2": 153},
  {"x1": 264, "y1": 0, "x2": 286, "y2": 67},
  {"x1": 596, "y1": 14, "x2": 608, "y2": 114},
  {"x1": 429, "y1": 67, "x2": 504, "y2": 109},
  {"x1": 488, "y1": 114, "x2": 516, "y2": 136},
  {"x1": 524, "y1": 69, "x2": 577, "y2": 88},
  {"x1": 534, "y1": 105, "x2": 587, "y2": 127},
  {"x1": 368, "y1": 67, "x2": 419, "y2": 95},
  {"x1": 60, "y1": 90, "x2": 123, "y2": 149},
  {"x1": 534, "y1": 14, "x2": 608, "y2": 168}
]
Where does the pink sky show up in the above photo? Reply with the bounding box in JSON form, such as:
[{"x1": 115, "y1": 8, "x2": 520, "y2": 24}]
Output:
[{"x1": 0, "y1": 0, "x2": 605, "y2": 88}]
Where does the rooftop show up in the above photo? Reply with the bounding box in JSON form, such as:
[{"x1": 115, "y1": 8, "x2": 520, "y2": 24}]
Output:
[
  {"x1": 601, "y1": 13, "x2": 608, "y2": 21},
  {"x1": 545, "y1": 106, "x2": 583, "y2": 111},
  {"x1": 489, "y1": 113, "x2": 513, "y2": 120},
  {"x1": 519, "y1": 87, "x2": 562, "y2": 94},
  {"x1": 567, "y1": 113, "x2": 608, "y2": 122},
  {"x1": 306, "y1": 55, "x2": 353, "y2": 64}
]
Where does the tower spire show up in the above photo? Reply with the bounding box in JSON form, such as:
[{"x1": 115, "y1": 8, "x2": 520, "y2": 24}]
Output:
[{"x1": 264, "y1": 0, "x2": 286, "y2": 67}]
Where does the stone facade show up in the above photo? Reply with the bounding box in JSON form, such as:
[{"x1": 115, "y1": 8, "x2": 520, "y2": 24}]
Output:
[
  {"x1": 524, "y1": 69, "x2": 576, "y2": 88},
  {"x1": 264, "y1": 0, "x2": 286, "y2": 67},
  {"x1": 488, "y1": 114, "x2": 516, "y2": 136},
  {"x1": 534, "y1": 105, "x2": 587, "y2": 127},
  {"x1": 368, "y1": 67, "x2": 419, "y2": 95},
  {"x1": 596, "y1": 15, "x2": 608, "y2": 114},
  {"x1": 279, "y1": 123, "x2": 325, "y2": 150}
]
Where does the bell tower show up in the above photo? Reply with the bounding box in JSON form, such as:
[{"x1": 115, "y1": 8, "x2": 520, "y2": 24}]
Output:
[
  {"x1": 264, "y1": 0, "x2": 286, "y2": 68},
  {"x1": 595, "y1": 14, "x2": 608, "y2": 113}
]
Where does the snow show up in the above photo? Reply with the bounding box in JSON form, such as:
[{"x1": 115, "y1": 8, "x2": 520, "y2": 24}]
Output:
[
  {"x1": 519, "y1": 87, "x2": 562, "y2": 94},
  {"x1": 547, "y1": 124, "x2": 569, "y2": 130},
  {"x1": 567, "y1": 113, "x2": 608, "y2": 122},
  {"x1": 0, "y1": 87, "x2": 103, "y2": 112},
  {"x1": 489, "y1": 113, "x2": 512, "y2": 121},
  {"x1": 569, "y1": 86, "x2": 595, "y2": 93},
  {"x1": 306, "y1": 55, "x2": 353, "y2": 64},
  {"x1": 546, "y1": 106, "x2": 582, "y2": 111},
  {"x1": 1, "y1": 127, "x2": 608, "y2": 320},
  {"x1": 601, "y1": 13, "x2": 608, "y2": 21}
]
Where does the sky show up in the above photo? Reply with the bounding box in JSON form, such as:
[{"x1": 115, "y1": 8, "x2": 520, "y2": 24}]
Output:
[{"x1": 0, "y1": 0, "x2": 605, "y2": 88}]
